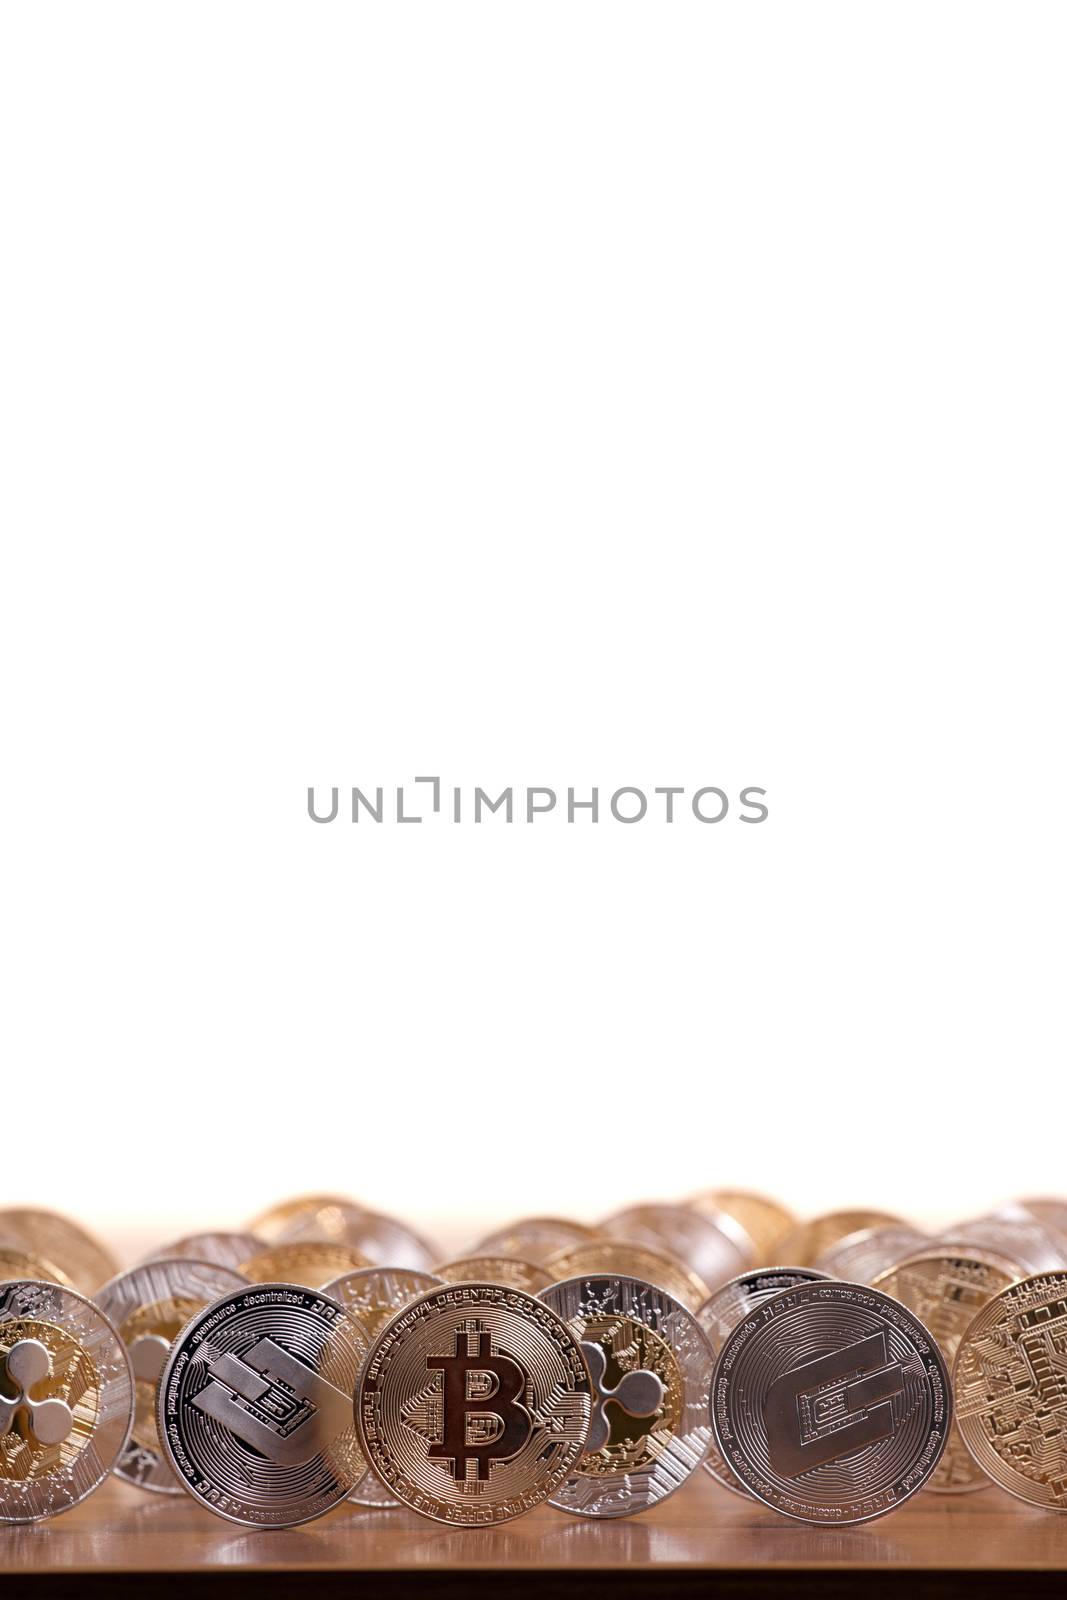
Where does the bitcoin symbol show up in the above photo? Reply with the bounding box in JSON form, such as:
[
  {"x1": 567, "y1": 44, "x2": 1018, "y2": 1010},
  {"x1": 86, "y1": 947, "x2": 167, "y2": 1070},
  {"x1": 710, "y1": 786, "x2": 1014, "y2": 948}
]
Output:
[
  {"x1": 581, "y1": 1340, "x2": 665, "y2": 1452},
  {"x1": 764, "y1": 1332, "x2": 904, "y2": 1477},
  {"x1": 0, "y1": 1340, "x2": 74, "y2": 1448},
  {"x1": 427, "y1": 1323, "x2": 532, "y2": 1481}
]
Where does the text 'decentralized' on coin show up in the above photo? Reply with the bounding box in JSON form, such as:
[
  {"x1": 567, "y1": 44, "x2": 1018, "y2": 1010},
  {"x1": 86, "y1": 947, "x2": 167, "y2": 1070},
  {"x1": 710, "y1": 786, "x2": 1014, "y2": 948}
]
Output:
[{"x1": 711, "y1": 1280, "x2": 950, "y2": 1525}]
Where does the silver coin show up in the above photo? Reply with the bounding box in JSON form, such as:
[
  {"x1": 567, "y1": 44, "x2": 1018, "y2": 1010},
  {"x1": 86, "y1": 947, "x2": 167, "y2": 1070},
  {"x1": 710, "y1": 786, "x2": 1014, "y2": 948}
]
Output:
[
  {"x1": 813, "y1": 1226, "x2": 929, "y2": 1284},
  {"x1": 712, "y1": 1278, "x2": 950, "y2": 1524},
  {"x1": 1, "y1": 1278, "x2": 134, "y2": 1523},
  {"x1": 95, "y1": 1257, "x2": 246, "y2": 1494},
  {"x1": 144, "y1": 1233, "x2": 267, "y2": 1271},
  {"x1": 599, "y1": 1204, "x2": 751, "y2": 1290},
  {"x1": 273, "y1": 1203, "x2": 438, "y2": 1273},
  {"x1": 158, "y1": 1281, "x2": 368, "y2": 1526},
  {"x1": 321, "y1": 1267, "x2": 444, "y2": 1509},
  {"x1": 696, "y1": 1267, "x2": 831, "y2": 1498},
  {"x1": 939, "y1": 1206, "x2": 1067, "y2": 1276},
  {"x1": 540, "y1": 1274, "x2": 714, "y2": 1518}
]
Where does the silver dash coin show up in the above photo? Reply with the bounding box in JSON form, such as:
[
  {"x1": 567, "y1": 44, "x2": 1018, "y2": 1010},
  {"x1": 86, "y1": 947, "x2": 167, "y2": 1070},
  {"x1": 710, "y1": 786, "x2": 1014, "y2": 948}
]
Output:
[
  {"x1": 1, "y1": 1279, "x2": 134, "y2": 1523},
  {"x1": 712, "y1": 1278, "x2": 950, "y2": 1525},
  {"x1": 321, "y1": 1267, "x2": 444, "y2": 1509},
  {"x1": 143, "y1": 1233, "x2": 267, "y2": 1271},
  {"x1": 158, "y1": 1282, "x2": 368, "y2": 1526},
  {"x1": 96, "y1": 1258, "x2": 246, "y2": 1493},
  {"x1": 696, "y1": 1267, "x2": 830, "y2": 1498},
  {"x1": 540, "y1": 1274, "x2": 714, "y2": 1518}
]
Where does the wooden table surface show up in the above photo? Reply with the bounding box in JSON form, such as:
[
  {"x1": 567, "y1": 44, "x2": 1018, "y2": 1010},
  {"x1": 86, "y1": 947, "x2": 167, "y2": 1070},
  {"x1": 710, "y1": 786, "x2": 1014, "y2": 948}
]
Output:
[{"x1": 4, "y1": 1470, "x2": 1066, "y2": 1598}]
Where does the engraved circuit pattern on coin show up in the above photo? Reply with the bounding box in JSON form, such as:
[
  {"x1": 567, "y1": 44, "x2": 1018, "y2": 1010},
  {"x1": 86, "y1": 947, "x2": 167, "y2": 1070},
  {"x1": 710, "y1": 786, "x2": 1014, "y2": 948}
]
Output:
[
  {"x1": 1, "y1": 1279, "x2": 134, "y2": 1523},
  {"x1": 544, "y1": 1242, "x2": 709, "y2": 1314},
  {"x1": 436, "y1": 1258, "x2": 553, "y2": 1295},
  {"x1": 696, "y1": 1268, "x2": 831, "y2": 1498},
  {"x1": 239, "y1": 1242, "x2": 373, "y2": 1289},
  {"x1": 96, "y1": 1258, "x2": 246, "y2": 1494},
  {"x1": 322, "y1": 1268, "x2": 445, "y2": 1510},
  {"x1": 872, "y1": 1250, "x2": 1016, "y2": 1493},
  {"x1": 953, "y1": 1271, "x2": 1067, "y2": 1511},
  {"x1": 540, "y1": 1275, "x2": 714, "y2": 1518},
  {"x1": 356, "y1": 1282, "x2": 593, "y2": 1525},
  {"x1": 712, "y1": 1279, "x2": 950, "y2": 1525},
  {"x1": 0, "y1": 1211, "x2": 117, "y2": 1296},
  {"x1": 158, "y1": 1282, "x2": 368, "y2": 1526}
]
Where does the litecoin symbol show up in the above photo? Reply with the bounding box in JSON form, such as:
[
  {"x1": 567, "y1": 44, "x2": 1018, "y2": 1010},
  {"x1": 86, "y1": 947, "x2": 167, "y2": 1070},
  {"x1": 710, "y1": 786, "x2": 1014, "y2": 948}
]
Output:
[
  {"x1": 0, "y1": 1339, "x2": 75, "y2": 1448},
  {"x1": 191, "y1": 1337, "x2": 352, "y2": 1466},
  {"x1": 765, "y1": 1332, "x2": 905, "y2": 1477},
  {"x1": 581, "y1": 1340, "x2": 665, "y2": 1452},
  {"x1": 427, "y1": 1322, "x2": 532, "y2": 1480}
]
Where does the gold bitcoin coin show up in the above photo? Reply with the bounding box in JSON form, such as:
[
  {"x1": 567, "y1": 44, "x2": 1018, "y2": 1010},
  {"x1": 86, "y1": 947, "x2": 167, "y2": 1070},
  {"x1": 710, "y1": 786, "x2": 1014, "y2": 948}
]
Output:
[
  {"x1": 0, "y1": 1250, "x2": 72, "y2": 1289},
  {"x1": 239, "y1": 1242, "x2": 372, "y2": 1289},
  {"x1": 357, "y1": 1282, "x2": 592, "y2": 1524},
  {"x1": 543, "y1": 1242, "x2": 709, "y2": 1314},
  {"x1": 1, "y1": 1280, "x2": 134, "y2": 1522},
  {"x1": 436, "y1": 1257, "x2": 553, "y2": 1295},
  {"x1": 688, "y1": 1191, "x2": 795, "y2": 1266},
  {"x1": 954, "y1": 1271, "x2": 1067, "y2": 1509},
  {"x1": 873, "y1": 1250, "x2": 1016, "y2": 1493},
  {"x1": 476, "y1": 1217, "x2": 598, "y2": 1265},
  {"x1": 776, "y1": 1210, "x2": 907, "y2": 1267},
  {"x1": 0, "y1": 1211, "x2": 116, "y2": 1295}
]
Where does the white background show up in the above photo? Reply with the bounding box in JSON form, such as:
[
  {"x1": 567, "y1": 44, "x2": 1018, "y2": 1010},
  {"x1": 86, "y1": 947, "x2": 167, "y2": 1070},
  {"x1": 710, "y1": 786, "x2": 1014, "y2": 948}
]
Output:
[{"x1": 2, "y1": 3, "x2": 1064, "y2": 1262}]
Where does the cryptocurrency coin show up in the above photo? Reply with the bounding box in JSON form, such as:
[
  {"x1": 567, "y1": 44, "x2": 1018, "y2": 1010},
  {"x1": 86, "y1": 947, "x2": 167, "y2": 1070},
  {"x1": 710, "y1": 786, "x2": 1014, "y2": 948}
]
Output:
[
  {"x1": 239, "y1": 1241, "x2": 372, "y2": 1288},
  {"x1": 954, "y1": 1271, "x2": 1067, "y2": 1510},
  {"x1": 0, "y1": 1249, "x2": 72, "y2": 1289},
  {"x1": 1017, "y1": 1198, "x2": 1067, "y2": 1242},
  {"x1": 475, "y1": 1218, "x2": 598, "y2": 1265},
  {"x1": 436, "y1": 1257, "x2": 553, "y2": 1295},
  {"x1": 813, "y1": 1226, "x2": 928, "y2": 1285},
  {"x1": 145, "y1": 1233, "x2": 267, "y2": 1271},
  {"x1": 541, "y1": 1275, "x2": 714, "y2": 1518},
  {"x1": 600, "y1": 1204, "x2": 752, "y2": 1289},
  {"x1": 712, "y1": 1278, "x2": 950, "y2": 1524},
  {"x1": 158, "y1": 1282, "x2": 368, "y2": 1526},
  {"x1": 95, "y1": 1258, "x2": 246, "y2": 1493},
  {"x1": 544, "y1": 1242, "x2": 709, "y2": 1314},
  {"x1": 356, "y1": 1282, "x2": 593, "y2": 1524},
  {"x1": 872, "y1": 1250, "x2": 1016, "y2": 1493},
  {"x1": 696, "y1": 1267, "x2": 831, "y2": 1497},
  {"x1": 689, "y1": 1191, "x2": 795, "y2": 1265},
  {"x1": 256, "y1": 1199, "x2": 437, "y2": 1273},
  {"x1": 248, "y1": 1195, "x2": 359, "y2": 1243},
  {"x1": 0, "y1": 1210, "x2": 117, "y2": 1295},
  {"x1": 775, "y1": 1211, "x2": 907, "y2": 1268},
  {"x1": 322, "y1": 1267, "x2": 444, "y2": 1509},
  {"x1": 1, "y1": 1279, "x2": 134, "y2": 1523},
  {"x1": 939, "y1": 1207, "x2": 1067, "y2": 1276}
]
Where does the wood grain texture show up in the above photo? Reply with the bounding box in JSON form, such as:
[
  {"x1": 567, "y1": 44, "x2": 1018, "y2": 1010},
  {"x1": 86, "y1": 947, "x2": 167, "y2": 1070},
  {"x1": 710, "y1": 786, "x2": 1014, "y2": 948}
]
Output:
[{"x1": 2, "y1": 1470, "x2": 1066, "y2": 1597}]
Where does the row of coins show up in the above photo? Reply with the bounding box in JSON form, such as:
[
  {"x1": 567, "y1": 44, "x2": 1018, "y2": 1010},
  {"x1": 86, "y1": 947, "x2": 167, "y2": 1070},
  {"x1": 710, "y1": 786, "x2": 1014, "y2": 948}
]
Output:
[{"x1": 2, "y1": 1193, "x2": 1067, "y2": 1525}]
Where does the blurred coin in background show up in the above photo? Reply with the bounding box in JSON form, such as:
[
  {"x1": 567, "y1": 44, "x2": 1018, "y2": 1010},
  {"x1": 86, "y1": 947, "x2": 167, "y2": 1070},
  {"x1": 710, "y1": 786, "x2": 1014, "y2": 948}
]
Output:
[
  {"x1": 0, "y1": 1210, "x2": 117, "y2": 1296},
  {"x1": 544, "y1": 1241, "x2": 709, "y2": 1314},
  {"x1": 775, "y1": 1210, "x2": 908, "y2": 1268},
  {"x1": 436, "y1": 1256, "x2": 553, "y2": 1295},
  {"x1": 239, "y1": 1241, "x2": 372, "y2": 1289},
  {"x1": 813, "y1": 1225, "x2": 928, "y2": 1284},
  {"x1": 688, "y1": 1191, "x2": 795, "y2": 1266},
  {"x1": 600, "y1": 1204, "x2": 752, "y2": 1290},
  {"x1": 475, "y1": 1217, "x2": 598, "y2": 1265}
]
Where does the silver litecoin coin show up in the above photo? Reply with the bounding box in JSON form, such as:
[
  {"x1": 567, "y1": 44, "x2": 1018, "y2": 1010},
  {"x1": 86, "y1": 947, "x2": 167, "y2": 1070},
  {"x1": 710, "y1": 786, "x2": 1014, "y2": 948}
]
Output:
[
  {"x1": 322, "y1": 1267, "x2": 444, "y2": 1509},
  {"x1": 696, "y1": 1267, "x2": 831, "y2": 1498},
  {"x1": 96, "y1": 1258, "x2": 246, "y2": 1493},
  {"x1": 1, "y1": 1278, "x2": 134, "y2": 1524},
  {"x1": 540, "y1": 1274, "x2": 714, "y2": 1518},
  {"x1": 711, "y1": 1278, "x2": 950, "y2": 1525},
  {"x1": 158, "y1": 1282, "x2": 369, "y2": 1526}
]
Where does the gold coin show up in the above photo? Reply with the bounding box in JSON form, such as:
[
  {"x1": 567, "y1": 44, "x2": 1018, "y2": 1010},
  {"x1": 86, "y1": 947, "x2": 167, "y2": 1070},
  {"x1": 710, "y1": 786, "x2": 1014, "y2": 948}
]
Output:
[
  {"x1": 543, "y1": 1242, "x2": 709, "y2": 1313},
  {"x1": 0, "y1": 1250, "x2": 72, "y2": 1289},
  {"x1": 689, "y1": 1191, "x2": 795, "y2": 1265},
  {"x1": 239, "y1": 1241, "x2": 372, "y2": 1288},
  {"x1": 0, "y1": 1210, "x2": 116, "y2": 1295},
  {"x1": 873, "y1": 1250, "x2": 1016, "y2": 1493},
  {"x1": 954, "y1": 1270, "x2": 1067, "y2": 1509},
  {"x1": 475, "y1": 1217, "x2": 598, "y2": 1265},
  {"x1": 435, "y1": 1257, "x2": 553, "y2": 1295},
  {"x1": 775, "y1": 1210, "x2": 907, "y2": 1267},
  {"x1": 356, "y1": 1282, "x2": 592, "y2": 1524},
  {"x1": 247, "y1": 1195, "x2": 361, "y2": 1243},
  {"x1": 251, "y1": 1198, "x2": 437, "y2": 1272}
]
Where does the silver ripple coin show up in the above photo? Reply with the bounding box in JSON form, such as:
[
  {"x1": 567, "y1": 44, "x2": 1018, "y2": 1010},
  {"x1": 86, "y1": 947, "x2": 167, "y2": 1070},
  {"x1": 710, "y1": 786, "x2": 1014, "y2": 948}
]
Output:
[
  {"x1": 95, "y1": 1257, "x2": 246, "y2": 1493},
  {"x1": 158, "y1": 1282, "x2": 368, "y2": 1526},
  {"x1": 540, "y1": 1274, "x2": 714, "y2": 1518},
  {"x1": 321, "y1": 1267, "x2": 444, "y2": 1509},
  {"x1": 696, "y1": 1267, "x2": 830, "y2": 1498},
  {"x1": 711, "y1": 1278, "x2": 951, "y2": 1524},
  {"x1": 1, "y1": 1279, "x2": 134, "y2": 1523}
]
